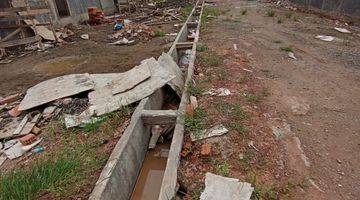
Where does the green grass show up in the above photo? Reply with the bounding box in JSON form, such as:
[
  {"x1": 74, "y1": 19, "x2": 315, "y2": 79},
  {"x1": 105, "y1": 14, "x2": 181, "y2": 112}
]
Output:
[
  {"x1": 180, "y1": 5, "x2": 193, "y2": 19},
  {"x1": 0, "y1": 156, "x2": 78, "y2": 200},
  {"x1": 216, "y1": 162, "x2": 230, "y2": 177},
  {"x1": 228, "y1": 123, "x2": 246, "y2": 135},
  {"x1": 245, "y1": 88, "x2": 270, "y2": 103},
  {"x1": 187, "y1": 82, "x2": 204, "y2": 96},
  {"x1": 0, "y1": 107, "x2": 132, "y2": 199},
  {"x1": 217, "y1": 68, "x2": 228, "y2": 80},
  {"x1": 154, "y1": 30, "x2": 166, "y2": 37},
  {"x1": 266, "y1": 9, "x2": 276, "y2": 17},
  {"x1": 199, "y1": 52, "x2": 221, "y2": 67},
  {"x1": 196, "y1": 44, "x2": 208, "y2": 52},
  {"x1": 280, "y1": 44, "x2": 293, "y2": 52},
  {"x1": 216, "y1": 103, "x2": 249, "y2": 120},
  {"x1": 185, "y1": 108, "x2": 207, "y2": 132}
]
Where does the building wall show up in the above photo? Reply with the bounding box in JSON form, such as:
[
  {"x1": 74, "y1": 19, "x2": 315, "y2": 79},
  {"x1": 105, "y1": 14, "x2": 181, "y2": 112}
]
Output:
[{"x1": 289, "y1": 0, "x2": 360, "y2": 17}]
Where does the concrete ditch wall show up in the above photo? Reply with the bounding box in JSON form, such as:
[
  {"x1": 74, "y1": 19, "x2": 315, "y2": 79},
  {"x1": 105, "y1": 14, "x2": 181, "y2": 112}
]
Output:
[
  {"x1": 89, "y1": 89, "x2": 164, "y2": 200},
  {"x1": 289, "y1": 0, "x2": 360, "y2": 17}
]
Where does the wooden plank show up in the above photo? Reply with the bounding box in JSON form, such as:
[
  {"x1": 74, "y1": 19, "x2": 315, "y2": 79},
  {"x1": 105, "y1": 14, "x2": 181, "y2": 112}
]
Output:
[
  {"x1": 19, "y1": 74, "x2": 95, "y2": 111},
  {"x1": 0, "y1": 27, "x2": 22, "y2": 42},
  {"x1": 0, "y1": 23, "x2": 51, "y2": 29},
  {"x1": 0, "y1": 6, "x2": 48, "y2": 12},
  {"x1": 141, "y1": 110, "x2": 178, "y2": 125},
  {"x1": 0, "y1": 35, "x2": 41, "y2": 48},
  {"x1": 0, "y1": 14, "x2": 35, "y2": 20}
]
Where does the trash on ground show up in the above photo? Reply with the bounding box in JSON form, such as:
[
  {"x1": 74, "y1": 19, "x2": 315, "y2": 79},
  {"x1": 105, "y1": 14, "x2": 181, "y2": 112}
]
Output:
[
  {"x1": 80, "y1": 34, "x2": 89, "y2": 40},
  {"x1": 33, "y1": 147, "x2": 45, "y2": 154},
  {"x1": 248, "y1": 140, "x2": 259, "y2": 151},
  {"x1": 64, "y1": 107, "x2": 98, "y2": 128},
  {"x1": 233, "y1": 44, "x2": 238, "y2": 50},
  {"x1": 242, "y1": 68, "x2": 253, "y2": 73},
  {"x1": 109, "y1": 38, "x2": 135, "y2": 45},
  {"x1": 0, "y1": 118, "x2": 20, "y2": 139},
  {"x1": 288, "y1": 52, "x2": 297, "y2": 60},
  {"x1": 19, "y1": 74, "x2": 95, "y2": 111},
  {"x1": 191, "y1": 124, "x2": 228, "y2": 141},
  {"x1": 203, "y1": 88, "x2": 231, "y2": 96},
  {"x1": 334, "y1": 27, "x2": 350, "y2": 33},
  {"x1": 114, "y1": 23, "x2": 123, "y2": 31},
  {"x1": 316, "y1": 35, "x2": 335, "y2": 42},
  {"x1": 4, "y1": 138, "x2": 42, "y2": 159},
  {"x1": 190, "y1": 96, "x2": 198, "y2": 109},
  {"x1": 200, "y1": 173, "x2": 254, "y2": 200}
]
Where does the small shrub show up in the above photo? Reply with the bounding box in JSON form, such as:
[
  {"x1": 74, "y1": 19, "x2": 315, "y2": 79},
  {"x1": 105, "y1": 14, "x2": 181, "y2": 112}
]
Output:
[
  {"x1": 280, "y1": 45, "x2": 293, "y2": 52},
  {"x1": 285, "y1": 11, "x2": 293, "y2": 18},
  {"x1": 241, "y1": 9, "x2": 247, "y2": 15},
  {"x1": 266, "y1": 9, "x2": 276, "y2": 17},
  {"x1": 277, "y1": 17, "x2": 283, "y2": 24}
]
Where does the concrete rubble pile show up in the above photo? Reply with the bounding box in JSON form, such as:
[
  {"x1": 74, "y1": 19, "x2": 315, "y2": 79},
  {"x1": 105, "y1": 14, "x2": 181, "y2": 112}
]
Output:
[{"x1": 0, "y1": 52, "x2": 183, "y2": 166}]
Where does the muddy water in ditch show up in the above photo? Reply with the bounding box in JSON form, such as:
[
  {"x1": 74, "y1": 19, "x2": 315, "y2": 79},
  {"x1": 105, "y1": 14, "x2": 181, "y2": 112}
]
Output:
[{"x1": 131, "y1": 143, "x2": 170, "y2": 200}]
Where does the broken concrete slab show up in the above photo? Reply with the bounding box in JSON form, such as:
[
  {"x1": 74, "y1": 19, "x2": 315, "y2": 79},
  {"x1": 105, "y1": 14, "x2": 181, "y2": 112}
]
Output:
[
  {"x1": 43, "y1": 106, "x2": 57, "y2": 118},
  {"x1": 89, "y1": 57, "x2": 175, "y2": 116},
  {"x1": 17, "y1": 113, "x2": 41, "y2": 136},
  {"x1": 0, "y1": 154, "x2": 6, "y2": 166},
  {"x1": 158, "y1": 52, "x2": 184, "y2": 97},
  {"x1": 19, "y1": 74, "x2": 94, "y2": 111},
  {"x1": 0, "y1": 118, "x2": 20, "y2": 139},
  {"x1": 200, "y1": 173, "x2": 254, "y2": 200},
  {"x1": 111, "y1": 63, "x2": 151, "y2": 95},
  {"x1": 190, "y1": 124, "x2": 228, "y2": 141}
]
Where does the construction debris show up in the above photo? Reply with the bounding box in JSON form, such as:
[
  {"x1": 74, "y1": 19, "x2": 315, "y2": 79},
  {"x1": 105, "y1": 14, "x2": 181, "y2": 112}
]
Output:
[
  {"x1": 190, "y1": 96, "x2": 198, "y2": 109},
  {"x1": 334, "y1": 27, "x2": 351, "y2": 33},
  {"x1": 19, "y1": 74, "x2": 95, "y2": 111},
  {"x1": 316, "y1": 35, "x2": 335, "y2": 42},
  {"x1": 288, "y1": 52, "x2": 297, "y2": 60},
  {"x1": 203, "y1": 88, "x2": 231, "y2": 96},
  {"x1": 201, "y1": 143, "x2": 212, "y2": 156},
  {"x1": 4, "y1": 138, "x2": 42, "y2": 159},
  {"x1": 191, "y1": 124, "x2": 228, "y2": 141},
  {"x1": 200, "y1": 173, "x2": 254, "y2": 200},
  {"x1": 0, "y1": 94, "x2": 20, "y2": 105},
  {"x1": 80, "y1": 34, "x2": 90, "y2": 40}
]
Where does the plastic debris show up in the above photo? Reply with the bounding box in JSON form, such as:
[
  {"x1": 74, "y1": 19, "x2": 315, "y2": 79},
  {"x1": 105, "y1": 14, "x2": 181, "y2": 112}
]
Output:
[
  {"x1": 33, "y1": 147, "x2": 45, "y2": 154},
  {"x1": 288, "y1": 52, "x2": 297, "y2": 60},
  {"x1": 191, "y1": 124, "x2": 228, "y2": 141},
  {"x1": 316, "y1": 35, "x2": 335, "y2": 42},
  {"x1": 114, "y1": 23, "x2": 123, "y2": 31},
  {"x1": 334, "y1": 27, "x2": 350, "y2": 33},
  {"x1": 4, "y1": 138, "x2": 42, "y2": 159},
  {"x1": 110, "y1": 38, "x2": 135, "y2": 45},
  {"x1": 200, "y1": 173, "x2": 254, "y2": 200},
  {"x1": 80, "y1": 34, "x2": 89, "y2": 40},
  {"x1": 203, "y1": 88, "x2": 231, "y2": 96},
  {"x1": 233, "y1": 44, "x2": 238, "y2": 50}
]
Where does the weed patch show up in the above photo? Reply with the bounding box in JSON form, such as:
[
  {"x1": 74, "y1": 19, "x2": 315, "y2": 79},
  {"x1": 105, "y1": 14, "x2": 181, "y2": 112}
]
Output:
[
  {"x1": 245, "y1": 88, "x2": 269, "y2": 103},
  {"x1": 196, "y1": 44, "x2": 208, "y2": 52},
  {"x1": 266, "y1": 9, "x2": 276, "y2": 17},
  {"x1": 155, "y1": 30, "x2": 166, "y2": 37},
  {"x1": 241, "y1": 9, "x2": 247, "y2": 15},
  {"x1": 185, "y1": 108, "x2": 207, "y2": 132},
  {"x1": 187, "y1": 82, "x2": 204, "y2": 96},
  {"x1": 280, "y1": 44, "x2": 293, "y2": 52}
]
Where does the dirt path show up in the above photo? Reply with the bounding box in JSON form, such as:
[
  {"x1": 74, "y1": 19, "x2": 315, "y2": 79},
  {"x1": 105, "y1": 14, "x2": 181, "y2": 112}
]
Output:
[{"x1": 181, "y1": 0, "x2": 359, "y2": 199}]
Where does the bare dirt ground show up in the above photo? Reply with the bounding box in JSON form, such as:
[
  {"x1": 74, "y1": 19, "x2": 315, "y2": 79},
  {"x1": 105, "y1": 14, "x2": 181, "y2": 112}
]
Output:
[
  {"x1": 179, "y1": 0, "x2": 359, "y2": 199},
  {"x1": 0, "y1": 23, "x2": 176, "y2": 96}
]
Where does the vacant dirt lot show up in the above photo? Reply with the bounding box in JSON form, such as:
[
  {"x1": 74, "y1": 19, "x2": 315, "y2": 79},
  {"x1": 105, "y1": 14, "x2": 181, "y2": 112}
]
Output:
[
  {"x1": 179, "y1": 0, "x2": 359, "y2": 199},
  {"x1": 0, "y1": 23, "x2": 176, "y2": 96}
]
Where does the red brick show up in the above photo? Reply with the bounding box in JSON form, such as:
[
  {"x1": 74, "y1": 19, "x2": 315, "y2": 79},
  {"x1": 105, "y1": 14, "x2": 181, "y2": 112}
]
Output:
[
  {"x1": 201, "y1": 143, "x2": 212, "y2": 156},
  {"x1": 20, "y1": 134, "x2": 37, "y2": 146},
  {"x1": 0, "y1": 94, "x2": 20, "y2": 105},
  {"x1": 8, "y1": 105, "x2": 21, "y2": 117}
]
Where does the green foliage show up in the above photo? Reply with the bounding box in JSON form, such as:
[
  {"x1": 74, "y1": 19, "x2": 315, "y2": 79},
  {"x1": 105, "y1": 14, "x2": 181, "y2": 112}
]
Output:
[
  {"x1": 185, "y1": 108, "x2": 207, "y2": 132},
  {"x1": 245, "y1": 88, "x2": 270, "y2": 103},
  {"x1": 187, "y1": 82, "x2": 204, "y2": 96},
  {"x1": 266, "y1": 9, "x2": 276, "y2": 17},
  {"x1": 280, "y1": 45, "x2": 293, "y2": 52},
  {"x1": 155, "y1": 30, "x2": 166, "y2": 37},
  {"x1": 196, "y1": 44, "x2": 208, "y2": 52}
]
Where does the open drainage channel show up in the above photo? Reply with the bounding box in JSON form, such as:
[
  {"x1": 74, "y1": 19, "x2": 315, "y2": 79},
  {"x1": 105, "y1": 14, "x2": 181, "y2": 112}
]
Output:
[{"x1": 89, "y1": 1, "x2": 205, "y2": 200}]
